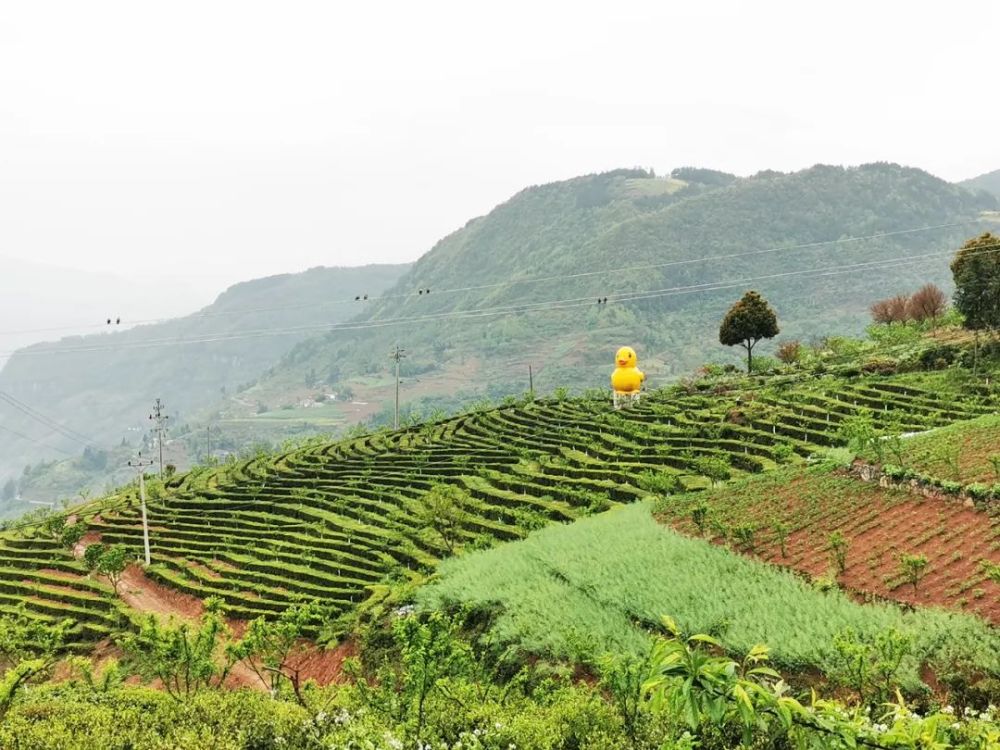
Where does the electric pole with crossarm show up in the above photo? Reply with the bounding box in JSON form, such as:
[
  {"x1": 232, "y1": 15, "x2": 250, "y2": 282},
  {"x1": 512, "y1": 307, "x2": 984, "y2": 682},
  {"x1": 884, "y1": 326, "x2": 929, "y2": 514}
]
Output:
[
  {"x1": 389, "y1": 346, "x2": 406, "y2": 430},
  {"x1": 127, "y1": 452, "x2": 156, "y2": 566},
  {"x1": 148, "y1": 398, "x2": 169, "y2": 480}
]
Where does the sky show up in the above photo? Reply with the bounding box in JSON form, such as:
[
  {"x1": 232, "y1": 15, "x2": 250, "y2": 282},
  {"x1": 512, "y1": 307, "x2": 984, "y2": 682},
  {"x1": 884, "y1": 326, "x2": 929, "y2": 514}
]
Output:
[{"x1": 2, "y1": 0, "x2": 999, "y2": 307}]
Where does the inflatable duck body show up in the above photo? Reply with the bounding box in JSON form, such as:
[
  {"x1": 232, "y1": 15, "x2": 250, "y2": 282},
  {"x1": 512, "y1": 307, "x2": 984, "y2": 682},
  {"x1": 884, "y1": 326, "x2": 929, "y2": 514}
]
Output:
[{"x1": 611, "y1": 346, "x2": 645, "y2": 393}]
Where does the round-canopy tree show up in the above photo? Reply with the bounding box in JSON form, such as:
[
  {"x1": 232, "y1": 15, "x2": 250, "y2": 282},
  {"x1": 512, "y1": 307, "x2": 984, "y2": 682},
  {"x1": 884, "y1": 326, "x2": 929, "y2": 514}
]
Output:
[
  {"x1": 719, "y1": 291, "x2": 779, "y2": 373},
  {"x1": 951, "y1": 232, "x2": 1000, "y2": 372}
]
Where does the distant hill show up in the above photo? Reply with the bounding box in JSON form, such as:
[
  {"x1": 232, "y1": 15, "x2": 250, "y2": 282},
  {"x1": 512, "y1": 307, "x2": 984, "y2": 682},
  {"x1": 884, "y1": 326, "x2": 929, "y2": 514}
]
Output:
[
  {"x1": 0, "y1": 263, "x2": 409, "y2": 511},
  {"x1": 959, "y1": 168, "x2": 1000, "y2": 200},
  {"x1": 0, "y1": 257, "x2": 207, "y2": 369},
  {"x1": 243, "y1": 163, "x2": 995, "y2": 425}
]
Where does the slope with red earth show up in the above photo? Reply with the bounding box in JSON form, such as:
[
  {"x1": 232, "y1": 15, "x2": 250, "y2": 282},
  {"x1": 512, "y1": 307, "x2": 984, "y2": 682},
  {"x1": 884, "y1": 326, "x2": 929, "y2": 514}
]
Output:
[{"x1": 658, "y1": 466, "x2": 1000, "y2": 624}]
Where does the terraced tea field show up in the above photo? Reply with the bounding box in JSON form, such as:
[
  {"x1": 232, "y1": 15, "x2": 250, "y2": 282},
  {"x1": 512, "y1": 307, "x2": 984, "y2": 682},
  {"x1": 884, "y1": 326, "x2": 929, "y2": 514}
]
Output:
[{"x1": 0, "y1": 371, "x2": 996, "y2": 643}]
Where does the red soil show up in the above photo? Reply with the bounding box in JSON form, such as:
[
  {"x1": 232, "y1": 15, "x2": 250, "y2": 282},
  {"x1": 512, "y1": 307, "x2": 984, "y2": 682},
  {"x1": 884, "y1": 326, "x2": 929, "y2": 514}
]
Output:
[
  {"x1": 118, "y1": 564, "x2": 206, "y2": 622},
  {"x1": 773, "y1": 498, "x2": 1000, "y2": 623},
  {"x1": 666, "y1": 478, "x2": 1000, "y2": 624}
]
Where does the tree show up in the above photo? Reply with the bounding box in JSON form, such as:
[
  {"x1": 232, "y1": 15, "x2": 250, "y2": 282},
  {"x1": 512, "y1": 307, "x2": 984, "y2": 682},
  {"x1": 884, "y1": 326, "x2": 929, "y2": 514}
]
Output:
[
  {"x1": 228, "y1": 600, "x2": 325, "y2": 706},
  {"x1": 719, "y1": 291, "x2": 779, "y2": 373},
  {"x1": 906, "y1": 283, "x2": 947, "y2": 324},
  {"x1": 416, "y1": 483, "x2": 471, "y2": 554},
  {"x1": 119, "y1": 597, "x2": 235, "y2": 701},
  {"x1": 0, "y1": 480, "x2": 15, "y2": 502},
  {"x1": 898, "y1": 553, "x2": 929, "y2": 592},
  {"x1": 775, "y1": 340, "x2": 801, "y2": 364},
  {"x1": 59, "y1": 520, "x2": 87, "y2": 550},
  {"x1": 828, "y1": 531, "x2": 849, "y2": 575},
  {"x1": 870, "y1": 294, "x2": 910, "y2": 324},
  {"x1": 829, "y1": 627, "x2": 911, "y2": 706},
  {"x1": 951, "y1": 233, "x2": 1000, "y2": 372},
  {"x1": 84, "y1": 543, "x2": 129, "y2": 596},
  {"x1": 0, "y1": 608, "x2": 70, "y2": 721},
  {"x1": 692, "y1": 456, "x2": 731, "y2": 487}
]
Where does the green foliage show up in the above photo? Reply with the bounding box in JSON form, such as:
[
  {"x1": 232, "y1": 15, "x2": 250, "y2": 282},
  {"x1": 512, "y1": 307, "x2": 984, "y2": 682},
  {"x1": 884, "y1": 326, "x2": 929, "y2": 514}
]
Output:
[
  {"x1": 837, "y1": 407, "x2": 879, "y2": 459},
  {"x1": 416, "y1": 483, "x2": 472, "y2": 554},
  {"x1": 0, "y1": 608, "x2": 70, "y2": 721},
  {"x1": 59, "y1": 520, "x2": 87, "y2": 550},
  {"x1": 719, "y1": 290, "x2": 780, "y2": 373},
  {"x1": 951, "y1": 232, "x2": 1000, "y2": 332},
  {"x1": 638, "y1": 470, "x2": 682, "y2": 496},
  {"x1": 827, "y1": 531, "x2": 849, "y2": 576},
  {"x1": 420, "y1": 503, "x2": 1000, "y2": 685},
  {"x1": 828, "y1": 627, "x2": 912, "y2": 706},
  {"x1": 119, "y1": 597, "x2": 235, "y2": 701},
  {"x1": 228, "y1": 600, "x2": 326, "y2": 705},
  {"x1": 692, "y1": 456, "x2": 731, "y2": 487},
  {"x1": 95, "y1": 544, "x2": 129, "y2": 595},
  {"x1": 898, "y1": 553, "x2": 929, "y2": 592}
]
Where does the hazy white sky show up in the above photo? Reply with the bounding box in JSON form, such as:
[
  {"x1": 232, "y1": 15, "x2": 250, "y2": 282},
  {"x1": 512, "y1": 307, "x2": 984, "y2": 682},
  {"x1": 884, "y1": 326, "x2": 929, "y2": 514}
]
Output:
[{"x1": 2, "y1": 0, "x2": 998, "y2": 298}]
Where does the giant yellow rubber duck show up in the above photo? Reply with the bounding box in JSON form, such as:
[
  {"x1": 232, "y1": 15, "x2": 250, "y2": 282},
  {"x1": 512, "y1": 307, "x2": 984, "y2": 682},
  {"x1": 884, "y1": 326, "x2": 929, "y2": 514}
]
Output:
[{"x1": 611, "y1": 346, "x2": 645, "y2": 408}]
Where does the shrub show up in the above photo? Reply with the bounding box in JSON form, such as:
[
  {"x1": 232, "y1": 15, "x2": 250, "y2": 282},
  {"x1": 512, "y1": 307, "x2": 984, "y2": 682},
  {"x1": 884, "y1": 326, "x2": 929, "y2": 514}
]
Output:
[
  {"x1": 941, "y1": 480, "x2": 963, "y2": 495},
  {"x1": 882, "y1": 464, "x2": 907, "y2": 480},
  {"x1": 965, "y1": 483, "x2": 991, "y2": 501},
  {"x1": 907, "y1": 283, "x2": 948, "y2": 322},
  {"x1": 771, "y1": 444, "x2": 794, "y2": 465},
  {"x1": 860, "y1": 357, "x2": 899, "y2": 376},
  {"x1": 828, "y1": 531, "x2": 849, "y2": 575},
  {"x1": 776, "y1": 340, "x2": 802, "y2": 364},
  {"x1": 870, "y1": 295, "x2": 910, "y2": 323},
  {"x1": 638, "y1": 471, "x2": 682, "y2": 496},
  {"x1": 899, "y1": 554, "x2": 929, "y2": 592}
]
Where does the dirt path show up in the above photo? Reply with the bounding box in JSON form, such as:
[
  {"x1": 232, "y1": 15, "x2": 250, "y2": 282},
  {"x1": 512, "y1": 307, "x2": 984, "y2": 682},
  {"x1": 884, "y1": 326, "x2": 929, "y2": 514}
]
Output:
[{"x1": 118, "y1": 564, "x2": 205, "y2": 623}]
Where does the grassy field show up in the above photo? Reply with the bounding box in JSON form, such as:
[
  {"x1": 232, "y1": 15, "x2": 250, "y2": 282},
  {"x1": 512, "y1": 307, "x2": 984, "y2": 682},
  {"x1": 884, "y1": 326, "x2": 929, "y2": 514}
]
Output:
[{"x1": 420, "y1": 501, "x2": 1000, "y2": 684}]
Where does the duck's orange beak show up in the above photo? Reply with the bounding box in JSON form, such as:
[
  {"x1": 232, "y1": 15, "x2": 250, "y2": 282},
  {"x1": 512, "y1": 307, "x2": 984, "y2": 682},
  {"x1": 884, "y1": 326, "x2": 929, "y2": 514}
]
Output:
[{"x1": 617, "y1": 358, "x2": 628, "y2": 366}]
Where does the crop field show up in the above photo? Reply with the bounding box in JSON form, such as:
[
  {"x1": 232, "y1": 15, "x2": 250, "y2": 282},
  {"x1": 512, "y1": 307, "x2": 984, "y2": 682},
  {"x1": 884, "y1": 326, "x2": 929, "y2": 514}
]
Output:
[
  {"x1": 420, "y1": 502, "x2": 1000, "y2": 685},
  {"x1": 657, "y1": 466, "x2": 1000, "y2": 623},
  {"x1": 0, "y1": 370, "x2": 996, "y2": 644},
  {"x1": 865, "y1": 413, "x2": 1000, "y2": 485}
]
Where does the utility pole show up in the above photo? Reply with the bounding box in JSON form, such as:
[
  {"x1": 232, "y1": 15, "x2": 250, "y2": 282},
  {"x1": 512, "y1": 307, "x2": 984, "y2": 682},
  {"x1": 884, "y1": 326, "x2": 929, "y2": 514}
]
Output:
[
  {"x1": 528, "y1": 364, "x2": 534, "y2": 399},
  {"x1": 389, "y1": 346, "x2": 406, "y2": 430},
  {"x1": 127, "y1": 452, "x2": 155, "y2": 566},
  {"x1": 148, "y1": 398, "x2": 169, "y2": 480},
  {"x1": 205, "y1": 425, "x2": 212, "y2": 464}
]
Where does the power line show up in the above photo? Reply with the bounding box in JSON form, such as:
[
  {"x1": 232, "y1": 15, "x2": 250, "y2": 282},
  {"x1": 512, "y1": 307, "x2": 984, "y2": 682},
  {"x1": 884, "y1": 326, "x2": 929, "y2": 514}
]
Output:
[
  {"x1": 0, "y1": 423, "x2": 76, "y2": 455},
  {"x1": 0, "y1": 391, "x2": 99, "y2": 447},
  {"x1": 0, "y1": 220, "x2": 979, "y2": 340},
  {"x1": 3, "y1": 239, "x2": 997, "y2": 360}
]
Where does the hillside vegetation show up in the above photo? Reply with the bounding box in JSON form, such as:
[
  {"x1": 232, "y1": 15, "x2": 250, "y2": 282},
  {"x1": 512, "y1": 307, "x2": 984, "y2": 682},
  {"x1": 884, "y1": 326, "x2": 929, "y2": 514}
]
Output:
[
  {"x1": 960, "y1": 168, "x2": 1000, "y2": 200},
  {"x1": 0, "y1": 361, "x2": 994, "y2": 647},
  {"x1": 0, "y1": 332, "x2": 999, "y2": 747},
  {"x1": 0, "y1": 263, "x2": 409, "y2": 514},
  {"x1": 255, "y1": 164, "x2": 996, "y2": 420}
]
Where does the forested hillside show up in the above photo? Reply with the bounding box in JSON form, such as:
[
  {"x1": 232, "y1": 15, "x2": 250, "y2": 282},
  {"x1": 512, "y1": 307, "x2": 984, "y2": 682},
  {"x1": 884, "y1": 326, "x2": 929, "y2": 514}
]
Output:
[
  {"x1": 959, "y1": 167, "x2": 1000, "y2": 200},
  {"x1": 0, "y1": 264, "x2": 409, "y2": 513},
  {"x1": 250, "y1": 164, "x2": 995, "y2": 423}
]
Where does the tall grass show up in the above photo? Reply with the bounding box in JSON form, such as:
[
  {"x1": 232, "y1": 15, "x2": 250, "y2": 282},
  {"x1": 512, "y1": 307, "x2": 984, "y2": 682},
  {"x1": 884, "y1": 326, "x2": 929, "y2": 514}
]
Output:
[{"x1": 420, "y1": 502, "x2": 1000, "y2": 680}]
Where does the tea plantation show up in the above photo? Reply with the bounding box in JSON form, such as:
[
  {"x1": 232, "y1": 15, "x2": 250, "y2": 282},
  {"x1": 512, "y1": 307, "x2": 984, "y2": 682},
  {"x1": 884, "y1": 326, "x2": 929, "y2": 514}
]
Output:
[{"x1": 0, "y1": 368, "x2": 996, "y2": 645}]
